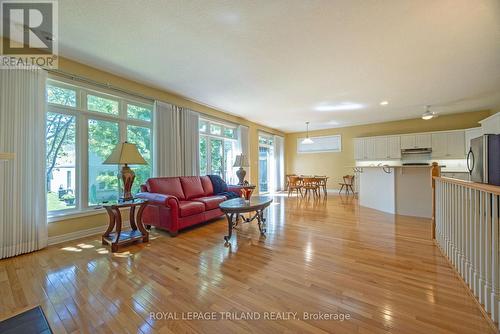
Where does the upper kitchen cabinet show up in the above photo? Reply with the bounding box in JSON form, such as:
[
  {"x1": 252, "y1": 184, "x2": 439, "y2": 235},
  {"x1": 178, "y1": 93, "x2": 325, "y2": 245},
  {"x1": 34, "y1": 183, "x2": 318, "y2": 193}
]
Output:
[
  {"x1": 400, "y1": 134, "x2": 431, "y2": 149},
  {"x1": 465, "y1": 127, "x2": 482, "y2": 152},
  {"x1": 387, "y1": 136, "x2": 401, "y2": 159},
  {"x1": 354, "y1": 138, "x2": 365, "y2": 160},
  {"x1": 374, "y1": 137, "x2": 388, "y2": 159},
  {"x1": 354, "y1": 136, "x2": 400, "y2": 160},
  {"x1": 431, "y1": 130, "x2": 465, "y2": 158}
]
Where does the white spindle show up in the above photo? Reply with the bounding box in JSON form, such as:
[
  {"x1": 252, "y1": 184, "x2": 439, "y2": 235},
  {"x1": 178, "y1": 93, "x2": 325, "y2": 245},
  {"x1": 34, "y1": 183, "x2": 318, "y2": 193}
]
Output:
[{"x1": 434, "y1": 177, "x2": 500, "y2": 328}]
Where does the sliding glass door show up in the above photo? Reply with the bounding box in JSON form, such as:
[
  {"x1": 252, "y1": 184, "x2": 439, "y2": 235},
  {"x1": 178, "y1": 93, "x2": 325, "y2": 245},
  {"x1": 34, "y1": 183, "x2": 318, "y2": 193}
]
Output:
[{"x1": 259, "y1": 134, "x2": 275, "y2": 194}]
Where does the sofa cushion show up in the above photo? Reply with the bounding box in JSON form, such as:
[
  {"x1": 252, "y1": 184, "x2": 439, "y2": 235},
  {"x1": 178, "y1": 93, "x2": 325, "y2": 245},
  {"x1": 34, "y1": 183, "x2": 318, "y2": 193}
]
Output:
[
  {"x1": 200, "y1": 176, "x2": 214, "y2": 196},
  {"x1": 178, "y1": 201, "x2": 205, "y2": 217},
  {"x1": 180, "y1": 176, "x2": 205, "y2": 199},
  {"x1": 192, "y1": 195, "x2": 227, "y2": 210},
  {"x1": 147, "y1": 177, "x2": 185, "y2": 200}
]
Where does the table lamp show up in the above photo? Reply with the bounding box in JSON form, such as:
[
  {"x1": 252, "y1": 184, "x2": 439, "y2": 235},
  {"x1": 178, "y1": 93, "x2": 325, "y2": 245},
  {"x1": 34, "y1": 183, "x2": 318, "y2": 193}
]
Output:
[
  {"x1": 233, "y1": 154, "x2": 249, "y2": 185},
  {"x1": 103, "y1": 142, "x2": 147, "y2": 201}
]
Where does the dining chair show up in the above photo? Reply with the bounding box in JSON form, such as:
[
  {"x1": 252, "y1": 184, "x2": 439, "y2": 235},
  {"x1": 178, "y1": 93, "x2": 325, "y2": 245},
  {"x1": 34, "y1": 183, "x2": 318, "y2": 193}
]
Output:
[
  {"x1": 288, "y1": 176, "x2": 303, "y2": 197},
  {"x1": 338, "y1": 175, "x2": 355, "y2": 194},
  {"x1": 302, "y1": 177, "x2": 320, "y2": 198},
  {"x1": 314, "y1": 175, "x2": 328, "y2": 197},
  {"x1": 285, "y1": 174, "x2": 297, "y2": 192}
]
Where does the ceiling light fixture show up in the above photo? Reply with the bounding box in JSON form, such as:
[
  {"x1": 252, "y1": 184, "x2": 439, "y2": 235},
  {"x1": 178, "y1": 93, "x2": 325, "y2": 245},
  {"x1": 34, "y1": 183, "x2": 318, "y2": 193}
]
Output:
[
  {"x1": 421, "y1": 105, "x2": 436, "y2": 120},
  {"x1": 301, "y1": 122, "x2": 314, "y2": 144},
  {"x1": 380, "y1": 101, "x2": 389, "y2": 106},
  {"x1": 315, "y1": 102, "x2": 364, "y2": 112}
]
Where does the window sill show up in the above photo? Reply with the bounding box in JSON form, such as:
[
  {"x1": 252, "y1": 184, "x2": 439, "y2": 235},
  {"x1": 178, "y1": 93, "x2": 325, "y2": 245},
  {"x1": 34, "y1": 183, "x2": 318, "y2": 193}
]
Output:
[{"x1": 48, "y1": 208, "x2": 106, "y2": 223}]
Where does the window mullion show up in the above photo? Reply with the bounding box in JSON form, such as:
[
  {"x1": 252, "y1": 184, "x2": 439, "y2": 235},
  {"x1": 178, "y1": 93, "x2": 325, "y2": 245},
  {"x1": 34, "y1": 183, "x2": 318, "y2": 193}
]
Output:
[{"x1": 80, "y1": 114, "x2": 89, "y2": 210}]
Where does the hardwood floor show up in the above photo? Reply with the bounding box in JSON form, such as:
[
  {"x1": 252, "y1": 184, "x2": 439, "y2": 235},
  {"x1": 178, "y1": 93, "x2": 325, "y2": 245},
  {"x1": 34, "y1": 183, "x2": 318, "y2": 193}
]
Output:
[{"x1": 0, "y1": 194, "x2": 496, "y2": 333}]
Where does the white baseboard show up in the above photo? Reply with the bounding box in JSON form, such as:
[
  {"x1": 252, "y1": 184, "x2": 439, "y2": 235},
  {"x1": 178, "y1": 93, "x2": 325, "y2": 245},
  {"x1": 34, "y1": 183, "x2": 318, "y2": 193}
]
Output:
[{"x1": 48, "y1": 221, "x2": 131, "y2": 246}]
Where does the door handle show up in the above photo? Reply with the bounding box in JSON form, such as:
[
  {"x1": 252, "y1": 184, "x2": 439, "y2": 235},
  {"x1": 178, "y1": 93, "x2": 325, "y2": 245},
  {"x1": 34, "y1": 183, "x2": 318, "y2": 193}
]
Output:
[{"x1": 466, "y1": 148, "x2": 474, "y2": 175}]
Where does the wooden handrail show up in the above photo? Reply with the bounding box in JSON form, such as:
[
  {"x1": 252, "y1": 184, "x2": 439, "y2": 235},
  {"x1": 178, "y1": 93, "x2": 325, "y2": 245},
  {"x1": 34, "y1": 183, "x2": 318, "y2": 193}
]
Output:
[{"x1": 433, "y1": 176, "x2": 500, "y2": 195}]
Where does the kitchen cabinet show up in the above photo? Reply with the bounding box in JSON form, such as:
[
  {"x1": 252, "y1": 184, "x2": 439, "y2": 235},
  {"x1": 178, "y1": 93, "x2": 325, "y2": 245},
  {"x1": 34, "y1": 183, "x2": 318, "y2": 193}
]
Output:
[
  {"x1": 354, "y1": 136, "x2": 399, "y2": 160},
  {"x1": 446, "y1": 131, "x2": 465, "y2": 157},
  {"x1": 465, "y1": 127, "x2": 482, "y2": 152},
  {"x1": 364, "y1": 138, "x2": 376, "y2": 159},
  {"x1": 354, "y1": 138, "x2": 365, "y2": 160},
  {"x1": 374, "y1": 137, "x2": 388, "y2": 159},
  {"x1": 431, "y1": 131, "x2": 465, "y2": 158},
  {"x1": 387, "y1": 136, "x2": 401, "y2": 159},
  {"x1": 400, "y1": 134, "x2": 431, "y2": 149}
]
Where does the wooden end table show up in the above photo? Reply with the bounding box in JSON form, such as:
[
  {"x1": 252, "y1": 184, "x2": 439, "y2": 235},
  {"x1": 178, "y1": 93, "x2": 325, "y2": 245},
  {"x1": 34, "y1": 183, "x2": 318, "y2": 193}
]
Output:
[
  {"x1": 219, "y1": 196, "x2": 273, "y2": 243},
  {"x1": 102, "y1": 198, "x2": 149, "y2": 252}
]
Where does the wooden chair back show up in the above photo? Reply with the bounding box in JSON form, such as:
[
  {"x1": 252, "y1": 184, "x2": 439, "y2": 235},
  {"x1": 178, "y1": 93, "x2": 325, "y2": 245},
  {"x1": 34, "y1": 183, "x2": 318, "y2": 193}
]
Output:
[
  {"x1": 288, "y1": 176, "x2": 302, "y2": 187},
  {"x1": 302, "y1": 177, "x2": 319, "y2": 188},
  {"x1": 342, "y1": 175, "x2": 354, "y2": 185}
]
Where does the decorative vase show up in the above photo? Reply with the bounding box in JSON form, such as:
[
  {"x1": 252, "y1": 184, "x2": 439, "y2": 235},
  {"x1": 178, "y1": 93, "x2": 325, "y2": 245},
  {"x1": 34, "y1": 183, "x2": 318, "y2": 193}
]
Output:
[{"x1": 236, "y1": 167, "x2": 246, "y2": 185}]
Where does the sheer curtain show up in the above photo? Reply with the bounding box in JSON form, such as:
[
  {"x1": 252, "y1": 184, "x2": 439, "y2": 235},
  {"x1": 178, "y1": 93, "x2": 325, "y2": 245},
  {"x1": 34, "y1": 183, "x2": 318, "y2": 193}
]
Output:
[
  {"x1": 273, "y1": 135, "x2": 285, "y2": 192},
  {"x1": 154, "y1": 101, "x2": 200, "y2": 177},
  {"x1": 237, "y1": 125, "x2": 250, "y2": 180},
  {"x1": 0, "y1": 66, "x2": 48, "y2": 259}
]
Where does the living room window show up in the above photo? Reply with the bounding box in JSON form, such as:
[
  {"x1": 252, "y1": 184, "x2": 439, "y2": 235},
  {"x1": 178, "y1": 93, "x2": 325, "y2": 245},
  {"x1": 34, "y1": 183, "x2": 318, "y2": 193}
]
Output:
[
  {"x1": 199, "y1": 118, "x2": 238, "y2": 183},
  {"x1": 46, "y1": 79, "x2": 153, "y2": 217}
]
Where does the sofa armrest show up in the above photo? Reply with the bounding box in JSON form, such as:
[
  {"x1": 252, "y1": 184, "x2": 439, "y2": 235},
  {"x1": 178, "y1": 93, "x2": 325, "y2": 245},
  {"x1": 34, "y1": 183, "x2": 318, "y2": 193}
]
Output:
[
  {"x1": 227, "y1": 185, "x2": 242, "y2": 196},
  {"x1": 136, "y1": 192, "x2": 179, "y2": 208}
]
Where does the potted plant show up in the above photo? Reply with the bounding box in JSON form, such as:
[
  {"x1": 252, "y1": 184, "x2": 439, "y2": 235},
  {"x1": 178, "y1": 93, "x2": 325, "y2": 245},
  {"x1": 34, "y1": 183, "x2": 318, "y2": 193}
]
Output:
[{"x1": 62, "y1": 193, "x2": 75, "y2": 206}]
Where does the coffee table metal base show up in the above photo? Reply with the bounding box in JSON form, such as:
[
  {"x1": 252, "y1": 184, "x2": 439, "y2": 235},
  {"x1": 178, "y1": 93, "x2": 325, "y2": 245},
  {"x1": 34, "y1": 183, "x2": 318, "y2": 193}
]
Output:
[{"x1": 224, "y1": 210, "x2": 267, "y2": 242}]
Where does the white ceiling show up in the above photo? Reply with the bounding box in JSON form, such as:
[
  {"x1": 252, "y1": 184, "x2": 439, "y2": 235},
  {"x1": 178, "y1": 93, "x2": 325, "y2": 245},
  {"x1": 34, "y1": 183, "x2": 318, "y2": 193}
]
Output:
[{"x1": 54, "y1": 0, "x2": 500, "y2": 132}]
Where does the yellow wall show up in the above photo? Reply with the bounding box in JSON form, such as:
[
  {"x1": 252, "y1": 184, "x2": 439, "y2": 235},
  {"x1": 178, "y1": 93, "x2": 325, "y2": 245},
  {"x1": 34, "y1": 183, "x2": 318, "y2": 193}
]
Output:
[
  {"x1": 285, "y1": 110, "x2": 493, "y2": 188},
  {"x1": 48, "y1": 57, "x2": 284, "y2": 238}
]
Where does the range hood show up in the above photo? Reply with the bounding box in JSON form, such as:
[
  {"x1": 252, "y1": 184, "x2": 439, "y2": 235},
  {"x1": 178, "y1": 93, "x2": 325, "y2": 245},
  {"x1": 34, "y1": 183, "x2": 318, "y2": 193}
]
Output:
[{"x1": 401, "y1": 148, "x2": 432, "y2": 154}]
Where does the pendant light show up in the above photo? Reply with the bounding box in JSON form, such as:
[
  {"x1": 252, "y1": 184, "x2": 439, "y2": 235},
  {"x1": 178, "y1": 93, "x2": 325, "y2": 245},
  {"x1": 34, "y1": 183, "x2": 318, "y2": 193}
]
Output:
[
  {"x1": 422, "y1": 105, "x2": 436, "y2": 120},
  {"x1": 301, "y1": 122, "x2": 314, "y2": 144}
]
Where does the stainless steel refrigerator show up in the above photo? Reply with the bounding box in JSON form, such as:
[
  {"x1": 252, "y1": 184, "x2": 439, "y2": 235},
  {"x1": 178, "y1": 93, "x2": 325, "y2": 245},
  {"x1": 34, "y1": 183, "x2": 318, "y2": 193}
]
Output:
[{"x1": 467, "y1": 134, "x2": 500, "y2": 186}]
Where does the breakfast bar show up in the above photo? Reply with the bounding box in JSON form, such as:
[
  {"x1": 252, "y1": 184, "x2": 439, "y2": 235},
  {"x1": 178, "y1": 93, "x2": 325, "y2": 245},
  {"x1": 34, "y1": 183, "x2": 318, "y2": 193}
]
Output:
[{"x1": 356, "y1": 165, "x2": 436, "y2": 218}]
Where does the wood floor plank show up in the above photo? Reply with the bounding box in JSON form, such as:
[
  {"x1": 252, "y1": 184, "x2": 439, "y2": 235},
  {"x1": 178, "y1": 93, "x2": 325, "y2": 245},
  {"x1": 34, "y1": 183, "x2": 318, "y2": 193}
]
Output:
[{"x1": 0, "y1": 194, "x2": 496, "y2": 333}]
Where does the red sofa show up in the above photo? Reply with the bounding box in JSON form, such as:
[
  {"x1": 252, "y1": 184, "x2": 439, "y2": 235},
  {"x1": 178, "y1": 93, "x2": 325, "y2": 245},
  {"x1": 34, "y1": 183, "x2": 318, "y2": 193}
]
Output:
[{"x1": 136, "y1": 176, "x2": 241, "y2": 236}]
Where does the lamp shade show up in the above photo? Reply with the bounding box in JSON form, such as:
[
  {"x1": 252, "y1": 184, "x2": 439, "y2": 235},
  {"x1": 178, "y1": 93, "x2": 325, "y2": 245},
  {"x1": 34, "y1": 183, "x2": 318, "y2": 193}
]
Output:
[
  {"x1": 233, "y1": 154, "x2": 249, "y2": 167},
  {"x1": 103, "y1": 142, "x2": 147, "y2": 165}
]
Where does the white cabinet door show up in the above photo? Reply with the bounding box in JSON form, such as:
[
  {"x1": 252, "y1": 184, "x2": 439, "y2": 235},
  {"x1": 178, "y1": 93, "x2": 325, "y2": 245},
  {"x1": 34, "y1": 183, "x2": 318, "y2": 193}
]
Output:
[
  {"x1": 446, "y1": 131, "x2": 465, "y2": 158},
  {"x1": 387, "y1": 136, "x2": 401, "y2": 159},
  {"x1": 465, "y1": 127, "x2": 482, "y2": 153},
  {"x1": 354, "y1": 138, "x2": 365, "y2": 160},
  {"x1": 400, "y1": 135, "x2": 416, "y2": 149},
  {"x1": 364, "y1": 138, "x2": 376, "y2": 159},
  {"x1": 374, "y1": 137, "x2": 388, "y2": 159},
  {"x1": 416, "y1": 134, "x2": 431, "y2": 148},
  {"x1": 431, "y1": 133, "x2": 447, "y2": 158}
]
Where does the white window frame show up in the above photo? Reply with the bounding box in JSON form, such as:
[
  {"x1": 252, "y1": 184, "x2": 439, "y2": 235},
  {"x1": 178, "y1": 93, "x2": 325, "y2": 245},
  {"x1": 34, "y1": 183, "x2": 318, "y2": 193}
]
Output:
[
  {"x1": 46, "y1": 78, "x2": 154, "y2": 220},
  {"x1": 199, "y1": 118, "x2": 238, "y2": 178}
]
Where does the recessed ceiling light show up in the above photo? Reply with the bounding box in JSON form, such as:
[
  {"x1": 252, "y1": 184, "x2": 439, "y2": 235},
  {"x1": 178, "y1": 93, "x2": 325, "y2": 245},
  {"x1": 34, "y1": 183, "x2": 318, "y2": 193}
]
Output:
[
  {"x1": 314, "y1": 102, "x2": 364, "y2": 112},
  {"x1": 380, "y1": 101, "x2": 389, "y2": 106}
]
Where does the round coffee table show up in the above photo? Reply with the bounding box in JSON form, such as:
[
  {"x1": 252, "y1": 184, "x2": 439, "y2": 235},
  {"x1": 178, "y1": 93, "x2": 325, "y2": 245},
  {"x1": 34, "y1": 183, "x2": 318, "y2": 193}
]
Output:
[{"x1": 219, "y1": 196, "x2": 273, "y2": 242}]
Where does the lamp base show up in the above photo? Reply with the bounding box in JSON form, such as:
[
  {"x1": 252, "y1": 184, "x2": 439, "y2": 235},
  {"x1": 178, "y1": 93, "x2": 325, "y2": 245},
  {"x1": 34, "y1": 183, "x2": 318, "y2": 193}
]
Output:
[
  {"x1": 236, "y1": 167, "x2": 246, "y2": 186},
  {"x1": 120, "y1": 164, "x2": 136, "y2": 201}
]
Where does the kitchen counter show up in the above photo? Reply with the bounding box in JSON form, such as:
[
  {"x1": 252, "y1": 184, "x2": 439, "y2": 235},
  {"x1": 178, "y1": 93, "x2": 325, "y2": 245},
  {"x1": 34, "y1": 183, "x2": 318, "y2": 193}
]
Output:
[
  {"x1": 352, "y1": 165, "x2": 443, "y2": 168},
  {"x1": 353, "y1": 165, "x2": 433, "y2": 218}
]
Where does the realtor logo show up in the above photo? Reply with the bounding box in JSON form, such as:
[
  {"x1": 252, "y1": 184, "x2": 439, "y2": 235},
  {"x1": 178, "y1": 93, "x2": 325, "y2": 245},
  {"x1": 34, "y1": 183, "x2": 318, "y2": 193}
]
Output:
[{"x1": 1, "y1": 0, "x2": 58, "y2": 68}]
